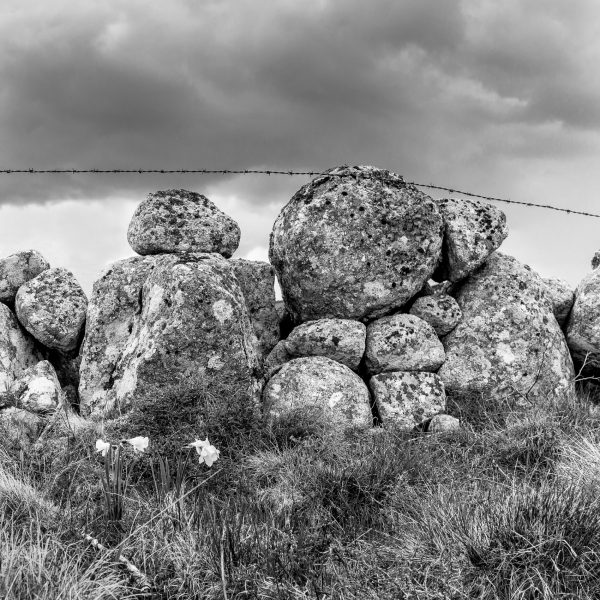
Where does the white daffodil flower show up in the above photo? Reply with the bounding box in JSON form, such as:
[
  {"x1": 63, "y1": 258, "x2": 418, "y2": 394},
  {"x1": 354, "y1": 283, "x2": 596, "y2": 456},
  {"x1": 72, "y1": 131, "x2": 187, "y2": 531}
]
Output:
[
  {"x1": 187, "y1": 438, "x2": 211, "y2": 455},
  {"x1": 126, "y1": 436, "x2": 149, "y2": 453},
  {"x1": 187, "y1": 438, "x2": 220, "y2": 466},
  {"x1": 95, "y1": 439, "x2": 111, "y2": 457}
]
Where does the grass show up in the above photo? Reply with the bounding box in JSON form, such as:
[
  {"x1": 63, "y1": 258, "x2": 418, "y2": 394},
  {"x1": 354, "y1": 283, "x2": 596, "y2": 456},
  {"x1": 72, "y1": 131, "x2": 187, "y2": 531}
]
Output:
[{"x1": 3, "y1": 380, "x2": 600, "y2": 598}]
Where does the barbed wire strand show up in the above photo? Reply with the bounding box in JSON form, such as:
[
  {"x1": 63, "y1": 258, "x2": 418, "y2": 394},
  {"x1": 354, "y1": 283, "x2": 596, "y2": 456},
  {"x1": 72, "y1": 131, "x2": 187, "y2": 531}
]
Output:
[{"x1": 0, "y1": 167, "x2": 598, "y2": 218}]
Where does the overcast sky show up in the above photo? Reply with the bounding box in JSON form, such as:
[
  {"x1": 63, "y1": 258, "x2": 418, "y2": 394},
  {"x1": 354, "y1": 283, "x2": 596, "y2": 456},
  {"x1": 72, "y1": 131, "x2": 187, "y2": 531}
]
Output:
[{"x1": 1, "y1": 0, "x2": 599, "y2": 295}]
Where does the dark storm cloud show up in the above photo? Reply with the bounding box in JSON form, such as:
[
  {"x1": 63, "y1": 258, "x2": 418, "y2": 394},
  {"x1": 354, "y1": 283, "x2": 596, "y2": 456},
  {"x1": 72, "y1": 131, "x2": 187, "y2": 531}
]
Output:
[{"x1": 0, "y1": 0, "x2": 599, "y2": 206}]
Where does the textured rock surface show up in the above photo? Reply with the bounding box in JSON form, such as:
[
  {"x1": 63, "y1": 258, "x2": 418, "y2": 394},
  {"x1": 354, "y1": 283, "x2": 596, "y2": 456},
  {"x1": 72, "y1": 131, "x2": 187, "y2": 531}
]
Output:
[
  {"x1": 80, "y1": 253, "x2": 259, "y2": 416},
  {"x1": 0, "y1": 303, "x2": 40, "y2": 397},
  {"x1": 427, "y1": 413, "x2": 460, "y2": 433},
  {"x1": 284, "y1": 318, "x2": 366, "y2": 371},
  {"x1": 11, "y1": 360, "x2": 63, "y2": 413},
  {"x1": 566, "y1": 266, "x2": 600, "y2": 370},
  {"x1": 409, "y1": 294, "x2": 462, "y2": 336},
  {"x1": 231, "y1": 259, "x2": 280, "y2": 359},
  {"x1": 263, "y1": 340, "x2": 292, "y2": 379},
  {"x1": 369, "y1": 371, "x2": 445, "y2": 428},
  {"x1": 128, "y1": 189, "x2": 240, "y2": 257},
  {"x1": 15, "y1": 268, "x2": 87, "y2": 352},
  {"x1": 543, "y1": 277, "x2": 574, "y2": 327},
  {"x1": 365, "y1": 314, "x2": 445, "y2": 375},
  {"x1": 0, "y1": 250, "x2": 50, "y2": 303},
  {"x1": 0, "y1": 407, "x2": 41, "y2": 448},
  {"x1": 439, "y1": 253, "x2": 575, "y2": 406},
  {"x1": 269, "y1": 165, "x2": 443, "y2": 322},
  {"x1": 436, "y1": 198, "x2": 508, "y2": 282},
  {"x1": 263, "y1": 356, "x2": 372, "y2": 430}
]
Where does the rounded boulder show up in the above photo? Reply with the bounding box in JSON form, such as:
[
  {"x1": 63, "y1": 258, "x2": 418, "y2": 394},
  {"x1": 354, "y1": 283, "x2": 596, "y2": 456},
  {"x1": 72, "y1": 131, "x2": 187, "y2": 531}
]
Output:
[{"x1": 0, "y1": 250, "x2": 50, "y2": 303}]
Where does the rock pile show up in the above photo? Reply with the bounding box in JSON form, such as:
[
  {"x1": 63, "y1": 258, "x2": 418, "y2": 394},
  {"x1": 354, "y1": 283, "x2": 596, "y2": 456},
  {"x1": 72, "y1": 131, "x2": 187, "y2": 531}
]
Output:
[{"x1": 0, "y1": 165, "x2": 588, "y2": 448}]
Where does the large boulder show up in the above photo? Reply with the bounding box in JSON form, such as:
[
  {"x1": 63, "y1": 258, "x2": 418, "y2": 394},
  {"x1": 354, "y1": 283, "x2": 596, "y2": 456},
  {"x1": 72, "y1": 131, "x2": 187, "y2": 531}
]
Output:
[
  {"x1": 230, "y1": 259, "x2": 280, "y2": 359},
  {"x1": 269, "y1": 165, "x2": 443, "y2": 323},
  {"x1": 369, "y1": 371, "x2": 446, "y2": 428},
  {"x1": 80, "y1": 253, "x2": 259, "y2": 417},
  {"x1": 15, "y1": 268, "x2": 87, "y2": 352},
  {"x1": 10, "y1": 360, "x2": 64, "y2": 414},
  {"x1": 284, "y1": 318, "x2": 366, "y2": 371},
  {"x1": 263, "y1": 356, "x2": 372, "y2": 430},
  {"x1": 409, "y1": 293, "x2": 462, "y2": 336},
  {"x1": 438, "y1": 253, "x2": 575, "y2": 408},
  {"x1": 0, "y1": 250, "x2": 50, "y2": 303},
  {"x1": 128, "y1": 189, "x2": 240, "y2": 257},
  {"x1": 365, "y1": 314, "x2": 445, "y2": 375},
  {"x1": 435, "y1": 198, "x2": 508, "y2": 282},
  {"x1": 0, "y1": 303, "x2": 40, "y2": 398}
]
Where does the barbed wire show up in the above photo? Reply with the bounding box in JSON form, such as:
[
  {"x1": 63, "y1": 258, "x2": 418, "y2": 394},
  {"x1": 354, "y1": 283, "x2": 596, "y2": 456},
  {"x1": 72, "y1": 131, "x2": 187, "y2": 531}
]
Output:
[{"x1": 0, "y1": 167, "x2": 598, "y2": 218}]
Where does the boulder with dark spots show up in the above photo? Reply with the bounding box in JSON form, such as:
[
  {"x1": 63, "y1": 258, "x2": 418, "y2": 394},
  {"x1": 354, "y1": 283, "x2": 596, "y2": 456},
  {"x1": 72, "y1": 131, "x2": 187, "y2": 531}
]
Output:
[
  {"x1": 263, "y1": 356, "x2": 372, "y2": 430},
  {"x1": 438, "y1": 253, "x2": 575, "y2": 408},
  {"x1": 365, "y1": 314, "x2": 445, "y2": 375},
  {"x1": 0, "y1": 303, "x2": 41, "y2": 399},
  {"x1": 10, "y1": 360, "x2": 64, "y2": 414},
  {"x1": 542, "y1": 277, "x2": 574, "y2": 328},
  {"x1": 409, "y1": 294, "x2": 462, "y2": 336},
  {"x1": 128, "y1": 189, "x2": 240, "y2": 257},
  {"x1": 284, "y1": 318, "x2": 366, "y2": 371},
  {"x1": 436, "y1": 197, "x2": 508, "y2": 282},
  {"x1": 230, "y1": 259, "x2": 280, "y2": 359},
  {"x1": 15, "y1": 268, "x2": 88, "y2": 352},
  {"x1": 369, "y1": 371, "x2": 446, "y2": 429},
  {"x1": 269, "y1": 165, "x2": 443, "y2": 323},
  {"x1": 80, "y1": 253, "x2": 260, "y2": 417},
  {"x1": 0, "y1": 250, "x2": 50, "y2": 303}
]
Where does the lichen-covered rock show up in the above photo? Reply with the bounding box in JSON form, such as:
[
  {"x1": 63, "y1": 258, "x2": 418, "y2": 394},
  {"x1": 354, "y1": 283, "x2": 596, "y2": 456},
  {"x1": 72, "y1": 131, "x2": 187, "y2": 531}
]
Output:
[
  {"x1": 0, "y1": 303, "x2": 41, "y2": 398},
  {"x1": 127, "y1": 189, "x2": 240, "y2": 257},
  {"x1": 369, "y1": 371, "x2": 445, "y2": 428},
  {"x1": 0, "y1": 250, "x2": 50, "y2": 303},
  {"x1": 263, "y1": 356, "x2": 372, "y2": 430},
  {"x1": 79, "y1": 255, "x2": 172, "y2": 412},
  {"x1": 10, "y1": 360, "x2": 63, "y2": 413},
  {"x1": 439, "y1": 253, "x2": 575, "y2": 407},
  {"x1": 365, "y1": 314, "x2": 445, "y2": 375},
  {"x1": 436, "y1": 198, "x2": 508, "y2": 282},
  {"x1": 543, "y1": 277, "x2": 574, "y2": 327},
  {"x1": 269, "y1": 165, "x2": 443, "y2": 323},
  {"x1": 80, "y1": 253, "x2": 259, "y2": 417},
  {"x1": 284, "y1": 318, "x2": 366, "y2": 371},
  {"x1": 230, "y1": 259, "x2": 280, "y2": 359},
  {"x1": 427, "y1": 413, "x2": 460, "y2": 433},
  {"x1": 15, "y1": 268, "x2": 87, "y2": 352},
  {"x1": 409, "y1": 294, "x2": 462, "y2": 336},
  {"x1": 263, "y1": 340, "x2": 292, "y2": 379},
  {"x1": 566, "y1": 266, "x2": 600, "y2": 371},
  {"x1": 0, "y1": 407, "x2": 42, "y2": 448}
]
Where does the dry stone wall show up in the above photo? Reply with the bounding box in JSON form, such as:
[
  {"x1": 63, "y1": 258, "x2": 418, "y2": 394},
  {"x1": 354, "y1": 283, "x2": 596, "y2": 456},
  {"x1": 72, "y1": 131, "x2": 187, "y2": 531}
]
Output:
[{"x1": 0, "y1": 165, "x2": 595, "y2": 447}]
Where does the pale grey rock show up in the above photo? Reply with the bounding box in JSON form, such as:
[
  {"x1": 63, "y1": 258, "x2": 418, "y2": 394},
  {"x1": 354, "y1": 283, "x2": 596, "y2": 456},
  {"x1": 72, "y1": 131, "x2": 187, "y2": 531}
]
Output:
[
  {"x1": 0, "y1": 303, "x2": 41, "y2": 399},
  {"x1": 263, "y1": 340, "x2": 292, "y2": 380},
  {"x1": 542, "y1": 277, "x2": 574, "y2": 328},
  {"x1": 436, "y1": 197, "x2": 508, "y2": 282},
  {"x1": 369, "y1": 371, "x2": 446, "y2": 428},
  {"x1": 11, "y1": 360, "x2": 63, "y2": 413},
  {"x1": 284, "y1": 318, "x2": 366, "y2": 371},
  {"x1": 263, "y1": 356, "x2": 372, "y2": 430},
  {"x1": 439, "y1": 253, "x2": 575, "y2": 407},
  {"x1": 269, "y1": 165, "x2": 443, "y2": 323},
  {"x1": 409, "y1": 294, "x2": 462, "y2": 336},
  {"x1": 231, "y1": 259, "x2": 280, "y2": 359},
  {"x1": 426, "y1": 413, "x2": 460, "y2": 433},
  {"x1": 15, "y1": 268, "x2": 87, "y2": 352},
  {"x1": 0, "y1": 250, "x2": 50, "y2": 303},
  {"x1": 0, "y1": 407, "x2": 42, "y2": 448},
  {"x1": 81, "y1": 253, "x2": 259, "y2": 417},
  {"x1": 365, "y1": 314, "x2": 445, "y2": 375},
  {"x1": 128, "y1": 189, "x2": 240, "y2": 257}
]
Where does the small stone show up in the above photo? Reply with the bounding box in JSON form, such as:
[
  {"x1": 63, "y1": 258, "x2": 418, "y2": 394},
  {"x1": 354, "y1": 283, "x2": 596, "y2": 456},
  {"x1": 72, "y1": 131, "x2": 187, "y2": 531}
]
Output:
[
  {"x1": 263, "y1": 356, "x2": 372, "y2": 430},
  {"x1": 128, "y1": 189, "x2": 240, "y2": 257},
  {"x1": 0, "y1": 250, "x2": 50, "y2": 303},
  {"x1": 365, "y1": 313, "x2": 445, "y2": 375},
  {"x1": 436, "y1": 197, "x2": 508, "y2": 281},
  {"x1": 284, "y1": 318, "x2": 366, "y2": 371},
  {"x1": 409, "y1": 294, "x2": 462, "y2": 336},
  {"x1": 369, "y1": 371, "x2": 446, "y2": 429},
  {"x1": 15, "y1": 268, "x2": 88, "y2": 352},
  {"x1": 542, "y1": 277, "x2": 574, "y2": 327},
  {"x1": 10, "y1": 360, "x2": 64, "y2": 414},
  {"x1": 426, "y1": 413, "x2": 460, "y2": 433}
]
